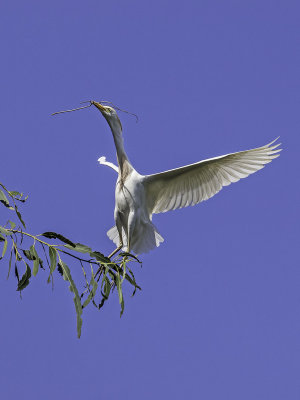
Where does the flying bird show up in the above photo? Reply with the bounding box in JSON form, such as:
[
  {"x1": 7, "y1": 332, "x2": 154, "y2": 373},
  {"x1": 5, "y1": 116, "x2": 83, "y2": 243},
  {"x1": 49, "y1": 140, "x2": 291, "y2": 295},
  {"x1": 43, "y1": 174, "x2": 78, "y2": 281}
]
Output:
[{"x1": 90, "y1": 101, "x2": 281, "y2": 257}]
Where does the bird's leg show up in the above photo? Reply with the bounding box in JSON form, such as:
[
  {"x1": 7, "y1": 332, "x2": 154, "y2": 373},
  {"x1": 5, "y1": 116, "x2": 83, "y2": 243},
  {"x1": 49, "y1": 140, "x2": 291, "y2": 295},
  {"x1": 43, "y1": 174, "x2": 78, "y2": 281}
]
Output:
[
  {"x1": 126, "y1": 211, "x2": 136, "y2": 254},
  {"x1": 108, "y1": 217, "x2": 123, "y2": 259},
  {"x1": 108, "y1": 243, "x2": 123, "y2": 259},
  {"x1": 126, "y1": 233, "x2": 130, "y2": 254}
]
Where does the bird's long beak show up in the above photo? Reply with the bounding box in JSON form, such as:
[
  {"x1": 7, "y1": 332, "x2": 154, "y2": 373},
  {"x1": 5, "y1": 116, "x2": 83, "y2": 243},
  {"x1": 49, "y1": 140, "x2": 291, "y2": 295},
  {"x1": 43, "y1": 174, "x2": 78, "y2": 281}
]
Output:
[{"x1": 92, "y1": 101, "x2": 106, "y2": 113}]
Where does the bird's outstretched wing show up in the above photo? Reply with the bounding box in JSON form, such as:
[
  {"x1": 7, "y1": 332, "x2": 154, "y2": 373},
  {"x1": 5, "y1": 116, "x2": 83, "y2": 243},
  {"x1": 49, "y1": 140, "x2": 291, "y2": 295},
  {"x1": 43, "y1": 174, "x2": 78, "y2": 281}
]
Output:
[
  {"x1": 144, "y1": 138, "x2": 281, "y2": 214},
  {"x1": 98, "y1": 156, "x2": 119, "y2": 173}
]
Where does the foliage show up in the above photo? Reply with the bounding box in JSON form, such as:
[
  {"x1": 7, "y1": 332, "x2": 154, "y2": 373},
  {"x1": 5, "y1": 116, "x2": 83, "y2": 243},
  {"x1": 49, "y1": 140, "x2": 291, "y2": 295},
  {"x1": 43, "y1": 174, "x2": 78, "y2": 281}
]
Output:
[{"x1": 0, "y1": 181, "x2": 141, "y2": 338}]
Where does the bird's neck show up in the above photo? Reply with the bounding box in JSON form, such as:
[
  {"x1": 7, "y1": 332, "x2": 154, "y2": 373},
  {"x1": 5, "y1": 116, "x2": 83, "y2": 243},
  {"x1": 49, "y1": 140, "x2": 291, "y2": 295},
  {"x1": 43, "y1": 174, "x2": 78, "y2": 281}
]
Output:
[{"x1": 109, "y1": 120, "x2": 133, "y2": 178}]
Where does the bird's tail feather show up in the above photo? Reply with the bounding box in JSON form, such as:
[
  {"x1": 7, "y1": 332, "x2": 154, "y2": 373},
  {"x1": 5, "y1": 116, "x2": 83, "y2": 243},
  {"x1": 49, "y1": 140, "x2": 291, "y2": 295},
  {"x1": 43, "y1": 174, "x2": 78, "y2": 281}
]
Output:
[
  {"x1": 131, "y1": 221, "x2": 164, "y2": 255},
  {"x1": 107, "y1": 223, "x2": 164, "y2": 255}
]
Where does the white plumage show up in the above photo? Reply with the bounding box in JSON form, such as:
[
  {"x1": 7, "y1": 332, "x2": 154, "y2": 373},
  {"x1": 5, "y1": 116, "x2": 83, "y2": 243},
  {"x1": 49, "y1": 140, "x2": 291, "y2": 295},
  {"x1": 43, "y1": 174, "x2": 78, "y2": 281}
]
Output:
[
  {"x1": 144, "y1": 138, "x2": 281, "y2": 213},
  {"x1": 93, "y1": 101, "x2": 281, "y2": 256}
]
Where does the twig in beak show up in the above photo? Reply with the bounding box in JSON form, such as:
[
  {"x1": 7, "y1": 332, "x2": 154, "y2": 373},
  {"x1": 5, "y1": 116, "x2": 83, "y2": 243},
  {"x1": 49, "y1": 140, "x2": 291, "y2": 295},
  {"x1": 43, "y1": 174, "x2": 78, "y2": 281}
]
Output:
[{"x1": 51, "y1": 103, "x2": 92, "y2": 116}]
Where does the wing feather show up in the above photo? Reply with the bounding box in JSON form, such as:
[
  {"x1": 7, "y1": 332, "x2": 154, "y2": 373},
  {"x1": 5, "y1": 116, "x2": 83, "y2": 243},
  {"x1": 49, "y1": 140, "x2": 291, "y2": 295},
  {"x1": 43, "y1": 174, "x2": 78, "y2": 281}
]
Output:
[{"x1": 144, "y1": 138, "x2": 281, "y2": 214}]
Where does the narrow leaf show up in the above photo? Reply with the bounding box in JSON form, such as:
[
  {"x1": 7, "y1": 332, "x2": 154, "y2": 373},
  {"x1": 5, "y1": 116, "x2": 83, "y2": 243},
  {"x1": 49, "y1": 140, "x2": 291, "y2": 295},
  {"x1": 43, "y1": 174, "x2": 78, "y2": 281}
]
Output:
[
  {"x1": 57, "y1": 263, "x2": 63, "y2": 276},
  {"x1": 9, "y1": 191, "x2": 22, "y2": 196},
  {"x1": 58, "y1": 261, "x2": 83, "y2": 338},
  {"x1": 22, "y1": 249, "x2": 35, "y2": 260},
  {"x1": 115, "y1": 273, "x2": 124, "y2": 317},
  {"x1": 49, "y1": 247, "x2": 57, "y2": 274},
  {"x1": 41, "y1": 232, "x2": 76, "y2": 247},
  {"x1": 8, "y1": 220, "x2": 16, "y2": 229},
  {"x1": 9, "y1": 191, "x2": 27, "y2": 203},
  {"x1": 104, "y1": 277, "x2": 111, "y2": 298},
  {"x1": 90, "y1": 251, "x2": 111, "y2": 263},
  {"x1": 15, "y1": 205, "x2": 26, "y2": 228},
  {"x1": 0, "y1": 182, "x2": 8, "y2": 191},
  {"x1": 17, "y1": 263, "x2": 31, "y2": 291},
  {"x1": 124, "y1": 268, "x2": 141, "y2": 296},
  {"x1": 119, "y1": 252, "x2": 142, "y2": 264},
  {"x1": 38, "y1": 258, "x2": 44, "y2": 269},
  {"x1": 7, "y1": 248, "x2": 13, "y2": 279},
  {"x1": 82, "y1": 266, "x2": 98, "y2": 308},
  {"x1": 0, "y1": 189, "x2": 10, "y2": 207},
  {"x1": 15, "y1": 264, "x2": 20, "y2": 282},
  {"x1": 121, "y1": 259, "x2": 126, "y2": 283},
  {"x1": 30, "y1": 245, "x2": 40, "y2": 276},
  {"x1": 64, "y1": 243, "x2": 92, "y2": 253},
  {"x1": 1, "y1": 238, "x2": 8, "y2": 259}
]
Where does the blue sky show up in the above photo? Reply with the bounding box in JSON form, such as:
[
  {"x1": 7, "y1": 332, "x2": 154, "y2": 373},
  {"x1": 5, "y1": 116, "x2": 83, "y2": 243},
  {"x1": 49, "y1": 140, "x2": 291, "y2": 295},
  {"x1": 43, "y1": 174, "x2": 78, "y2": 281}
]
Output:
[{"x1": 1, "y1": 1, "x2": 299, "y2": 399}]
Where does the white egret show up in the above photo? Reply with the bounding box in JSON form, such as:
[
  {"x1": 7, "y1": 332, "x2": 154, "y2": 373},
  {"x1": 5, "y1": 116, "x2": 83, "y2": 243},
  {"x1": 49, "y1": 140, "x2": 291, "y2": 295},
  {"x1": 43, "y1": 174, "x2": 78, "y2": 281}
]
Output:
[{"x1": 91, "y1": 101, "x2": 281, "y2": 257}]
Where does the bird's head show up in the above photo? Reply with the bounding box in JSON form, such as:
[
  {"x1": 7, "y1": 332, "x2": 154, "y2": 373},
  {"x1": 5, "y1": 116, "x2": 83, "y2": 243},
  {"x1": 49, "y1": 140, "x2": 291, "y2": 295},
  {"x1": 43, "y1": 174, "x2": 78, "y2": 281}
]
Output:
[
  {"x1": 92, "y1": 101, "x2": 122, "y2": 132},
  {"x1": 92, "y1": 101, "x2": 116, "y2": 117}
]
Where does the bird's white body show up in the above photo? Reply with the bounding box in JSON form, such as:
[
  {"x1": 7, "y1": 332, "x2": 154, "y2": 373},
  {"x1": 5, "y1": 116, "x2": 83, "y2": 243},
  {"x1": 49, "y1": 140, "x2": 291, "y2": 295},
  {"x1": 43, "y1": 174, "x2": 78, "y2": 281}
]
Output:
[
  {"x1": 93, "y1": 101, "x2": 281, "y2": 256},
  {"x1": 107, "y1": 168, "x2": 164, "y2": 254}
]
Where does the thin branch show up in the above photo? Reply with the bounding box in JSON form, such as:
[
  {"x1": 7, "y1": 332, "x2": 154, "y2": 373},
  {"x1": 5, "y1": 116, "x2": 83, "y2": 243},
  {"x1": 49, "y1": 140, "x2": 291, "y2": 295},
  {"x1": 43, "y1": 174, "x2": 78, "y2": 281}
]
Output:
[
  {"x1": 41, "y1": 243, "x2": 50, "y2": 268},
  {"x1": 8, "y1": 230, "x2": 58, "y2": 248},
  {"x1": 59, "y1": 249, "x2": 100, "y2": 266}
]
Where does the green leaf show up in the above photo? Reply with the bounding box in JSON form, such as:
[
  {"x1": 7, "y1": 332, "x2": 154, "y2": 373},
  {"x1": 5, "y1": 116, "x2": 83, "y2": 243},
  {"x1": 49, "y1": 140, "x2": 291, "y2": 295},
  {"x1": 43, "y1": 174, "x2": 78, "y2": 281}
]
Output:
[
  {"x1": 124, "y1": 268, "x2": 141, "y2": 296},
  {"x1": 9, "y1": 191, "x2": 22, "y2": 197},
  {"x1": 58, "y1": 260, "x2": 83, "y2": 338},
  {"x1": 121, "y1": 259, "x2": 126, "y2": 283},
  {"x1": 49, "y1": 247, "x2": 57, "y2": 274},
  {"x1": 0, "y1": 189, "x2": 10, "y2": 207},
  {"x1": 41, "y1": 232, "x2": 76, "y2": 247},
  {"x1": 15, "y1": 264, "x2": 20, "y2": 282},
  {"x1": 64, "y1": 243, "x2": 92, "y2": 253},
  {"x1": 38, "y1": 258, "x2": 44, "y2": 269},
  {"x1": 15, "y1": 205, "x2": 26, "y2": 228},
  {"x1": 119, "y1": 252, "x2": 142, "y2": 264},
  {"x1": 7, "y1": 248, "x2": 13, "y2": 279},
  {"x1": 30, "y1": 245, "x2": 40, "y2": 276},
  {"x1": 8, "y1": 191, "x2": 27, "y2": 203},
  {"x1": 8, "y1": 220, "x2": 16, "y2": 229},
  {"x1": 82, "y1": 266, "x2": 98, "y2": 308},
  {"x1": 115, "y1": 273, "x2": 124, "y2": 317},
  {"x1": 90, "y1": 251, "x2": 111, "y2": 263},
  {"x1": 98, "y1": 265, "x2": 112, "y2": 309},
  {"x1": 17, "y1": 263, "x2": 31, "y2": 291},
  {"x1": 22, "y1": 249, "x2": 35, "y2": 260},
  {"x1": 1, "y1": 238, "x2": 8, "y2": 259},
  {"x1": 100, "y1": 265, "x2": 109, "y2": 289},
  {"x1": 103, "y1": 277, "x2": 111, "y2": 298}
]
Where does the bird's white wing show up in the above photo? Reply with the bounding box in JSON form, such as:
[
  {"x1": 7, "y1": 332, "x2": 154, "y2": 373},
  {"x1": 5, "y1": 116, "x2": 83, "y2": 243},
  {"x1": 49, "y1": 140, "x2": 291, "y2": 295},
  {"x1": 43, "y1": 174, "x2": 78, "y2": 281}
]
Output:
[
  {"x1": 144, "y1": 138, "x2": 281, "y2": 214},
  {"x1": 98, "y1": 156, "x2": 119, "y2": 173}
]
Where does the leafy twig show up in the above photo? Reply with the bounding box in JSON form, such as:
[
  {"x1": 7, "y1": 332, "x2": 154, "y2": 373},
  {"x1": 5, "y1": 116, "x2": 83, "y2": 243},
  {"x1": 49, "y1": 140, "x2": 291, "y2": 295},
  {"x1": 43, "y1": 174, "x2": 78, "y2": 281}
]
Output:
[{"x1": 0, "y1": 180, "x2": 141, "y2": 338}]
